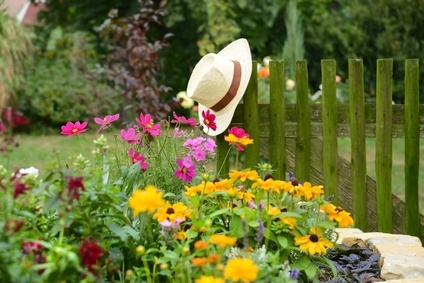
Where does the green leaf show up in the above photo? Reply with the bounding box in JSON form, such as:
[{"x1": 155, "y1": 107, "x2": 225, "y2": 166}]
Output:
[
  {"x1": 277, "y1": 235, "x2": 288, "y2": 248},
  {"x1": 43, "y1": 196, "x2": 61, "y2": 213},
  {"x1": 107, "y1": 222, "x2": 128, "y2": 241},
  {"x1": 298, "y1": 254, "x2": 311, "y2": 268},
  {"x1": 108, "y1": 247, "x2": 124, "y2": 265},
  {"x1": 229, "y1": 214, "x2": 244, "y2": 238},
  {"x1": 318, "y1": 221, "x2": 337, "y2": 229},
  {"x1": 185, "y1": 229, "x2": 198, "y2": 239},
  {"x1": 304, "y1": 262, "x2": 318, "y2": 279},
  {"x1": 209, "y1": 208, "x2": 230, "y2": 218}
]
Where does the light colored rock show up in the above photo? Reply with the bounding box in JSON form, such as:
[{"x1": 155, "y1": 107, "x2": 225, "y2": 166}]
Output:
[
  {"x1": 385, "y1": 279, "x2": 424, "y2": 283},
  {"x1": 335, "y1": 228, "x2": 424, "y2": 281},
  {"x1": 380, "y1": 254, "x2": 424, "y2": 280}
]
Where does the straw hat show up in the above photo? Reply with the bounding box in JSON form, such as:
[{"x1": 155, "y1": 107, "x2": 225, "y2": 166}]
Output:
[{"x1": 187, "y1": 38, "x2": 252, "y2": 136}]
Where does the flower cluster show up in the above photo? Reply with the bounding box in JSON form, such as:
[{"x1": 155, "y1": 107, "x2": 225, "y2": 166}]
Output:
[{"x1": 0, "y1": 109, "x2": 354, "y2": 283}]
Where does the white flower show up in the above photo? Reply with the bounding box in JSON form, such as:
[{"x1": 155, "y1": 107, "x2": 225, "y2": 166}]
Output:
[
  {"x1": 19, "y1": 166, "x2": 39, "y2": 178},
  {"x1": 176, "y1": 91, "x2": 194, "y2": 109},
  {"x1": 263, "y1": 56, "x2": 271, "y2": 66},
  {"x1": 285, "y1": 79, "x2": 295, "y2": 91}
]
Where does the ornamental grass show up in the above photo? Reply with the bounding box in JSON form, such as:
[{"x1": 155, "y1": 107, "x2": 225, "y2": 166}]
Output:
[{"x1": 0, "y1": 110, "x2": 354, "y2": 283}]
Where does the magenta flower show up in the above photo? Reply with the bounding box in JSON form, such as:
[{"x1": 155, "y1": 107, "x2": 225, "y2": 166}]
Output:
[
  {"x1": 228, "y1": 126, "x2": 250, "y2": 138},
  {"x1": 174, "y1": 157, "x2": 196, "y2": 182},
  {"x1": 120, "y1": 128, "x2": 141, "y2": 144},
  {"x1": 193, "y1": 149, "x2": 206, "y2": 162},
  {"x1": 61, "y1": 121, "x2": 88, "y2": 136},
  {"x1": 201, "y1": 110, "x2": 217, "y2": 131},
  {"x1": 128, "y1": 148, "x2": 148, "y2": 170},
  {"x1": 203, "y1": 138, "x2": 217, "y2": 152},
  {"x1": 94, "y1": 113, "x2": 120, "y2": 133},
  {"x1": 136, "y1": 113, "x2": 161, "y2": 136},
  {"x1": 171, "y1": 112, "x2": 197, "y2": 127}
]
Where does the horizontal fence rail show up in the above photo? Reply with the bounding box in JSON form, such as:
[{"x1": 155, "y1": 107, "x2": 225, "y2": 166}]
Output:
[{"x1": 216, "y1": 59, "x2": 424, "y2": 242}]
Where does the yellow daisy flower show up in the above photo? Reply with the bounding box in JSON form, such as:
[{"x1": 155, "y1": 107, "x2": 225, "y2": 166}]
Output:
[
  {"x1": 280, "y1": 216, "x2": 297, "y2": 230},
  {"x1": 153, "y1": 201, "x2": 190, "y2": 223},
  {"x1": 209, "y1": 234, "x2": 237, "y2": 248},
  {"x1": 128, "y1": 185, "x2": 164, "y2": 216},
  {"x1": 229, "y1": 170, "x2": 259, "y2": 182},
  {"x1": 195, "y1": 276, "x2": 224, "y2": 283},
  {"x1": 294, "y1": 227, "x2": 334, "y2": 255},
  {"x1": 213, "y1": 178, "x2": 233, "y2": 192},
  {"x1": 223, "y1": 258, "x2": 259, "y2": 283}
]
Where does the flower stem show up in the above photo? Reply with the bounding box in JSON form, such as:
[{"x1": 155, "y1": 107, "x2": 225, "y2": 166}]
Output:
[{"x1": 217, "y1": 145, "x2": 233, "y2": 177}]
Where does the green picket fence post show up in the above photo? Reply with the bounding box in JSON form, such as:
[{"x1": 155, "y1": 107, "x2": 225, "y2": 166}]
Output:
[
  {"x1": 321, "y1": 60, "x2": 339, "y2": 204},
  {"x1": 348, "y1": 59, "x2": 367, "y2": 231},
  {"x1": 375, "y1": 58, "x2": 393, "y2": 233},
  {"x1": 295, "y1": 61, "x2": 311, "y2": 181},
  {"x1": 243, "y1": 61, "x2": 260, "y2": 170},
  {"x1": 404, "y1": 59, "x2": 420, "y2": 237},
  {"x1": 269, "y1": 60, "x2": 286, "y2": 180}
]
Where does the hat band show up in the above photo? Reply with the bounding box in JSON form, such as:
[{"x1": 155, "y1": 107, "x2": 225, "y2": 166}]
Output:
[{"x1": 210, "y1": 60, "x2": 242, "y2": 112}]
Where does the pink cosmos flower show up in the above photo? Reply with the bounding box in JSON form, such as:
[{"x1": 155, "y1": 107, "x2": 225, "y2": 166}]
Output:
[
  {"x1": 174, "y1": 157, "x2": 196, "y2": 182},
  {"x1": 201, "y1": 110, "x2": 217, "y2": 131},
  {"x1": 136, "y1": 113, "x2": 161, "y2": 136},
  {"x1": 94, "y1": 113, "x2": 120, "y2": 133},
  {"x1": 128, "y1": 148, "x2": 148, "y2": 170},
  {"x1": 171, "y1": 112, "x2": 197, "y2": 127},
  {"x1": 120, "y1": 127, "x2": 141, "y2": 144},
  {"x1": 61, "y1": 121, "x2": 88, "y2": 136}
]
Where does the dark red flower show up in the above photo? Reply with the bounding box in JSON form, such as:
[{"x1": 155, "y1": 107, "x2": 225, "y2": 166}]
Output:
[
  {"x1": 66, "y1": 176, "x2": 85, "y2": 200},
  {"x1": 13, "y1": 181, "x2": 29, "y2": 198},
  {"x1": 79, "y1": 237, "x2": 105, "y2": 275},
  {"x1": 4, "y1": 218, "x2": 25, "y2": 235}
]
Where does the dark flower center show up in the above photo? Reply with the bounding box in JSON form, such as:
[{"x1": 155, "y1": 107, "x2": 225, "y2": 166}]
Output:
[
  {"x1": 309, "y1": 234, "x2": 319, "y2": 242},
  {"x1": 264, "y1": 173, "x2": 274, "y2": 181},
  {"x1": 291, "y1": 179, "x2": 299, "y2": 186},
  {"x1": 335, "y1": 207, "x2": 344, "y2": 213},
  {"x1": 166, "y1": 208, "x2": 175, "y2": 214}
]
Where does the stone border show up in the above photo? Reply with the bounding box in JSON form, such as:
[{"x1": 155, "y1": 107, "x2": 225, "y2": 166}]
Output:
[{"x1": 335, "y1": 228, "x2": 424, "y2": 282}]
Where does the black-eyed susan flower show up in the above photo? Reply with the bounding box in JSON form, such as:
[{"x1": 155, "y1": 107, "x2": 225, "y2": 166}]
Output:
[
  {"x1": 294, "y1": 227, "x2": 334, "y2": 255},
  {"x1": 223, "y1": 258, "x2": 259, "y2": 283},
  {"x1": 153, "y1": 201, "x2": 190, "y2": 223},
  {"x1": 302, "y1": 182, "x2": 324, "y2": 201},
  {"x1": 128, "y1": 185, "x2": 164, "y2": 216},
  {"x1": 229, "y1": 169, "x2": 259, "y2": 182},
  {"x1": 320, "y1": 202, "x2": 354, "y2": 228}
]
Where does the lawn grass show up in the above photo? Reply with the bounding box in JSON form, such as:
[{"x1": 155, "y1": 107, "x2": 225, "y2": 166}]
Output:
[{"x1": 2, "y1": 134, "x2": 424, "y2": 214}]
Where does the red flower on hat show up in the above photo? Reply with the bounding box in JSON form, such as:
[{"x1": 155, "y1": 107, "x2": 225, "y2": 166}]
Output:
[{"x1": 201, "y1": 110, "x2": 217, "y2": 131}]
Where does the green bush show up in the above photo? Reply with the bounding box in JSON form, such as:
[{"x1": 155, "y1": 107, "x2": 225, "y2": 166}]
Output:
[{"x1": 17, "y1": 28, "x2": 120, "y2": 133}]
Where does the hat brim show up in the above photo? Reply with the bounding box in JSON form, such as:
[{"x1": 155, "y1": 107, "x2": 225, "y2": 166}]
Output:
[{"x1": 197, "y1": 38, "x2": 252, "y2": 136}]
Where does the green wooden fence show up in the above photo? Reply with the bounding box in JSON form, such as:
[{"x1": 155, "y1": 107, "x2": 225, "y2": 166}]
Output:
[{"x1": 215, "y1": 59, "x2": 424, "y2": 241}]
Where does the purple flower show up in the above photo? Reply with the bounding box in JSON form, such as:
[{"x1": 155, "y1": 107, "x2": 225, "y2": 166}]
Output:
[
  {"x1": 193, "y1": 149, "x2": 206, "y2": 162},
  {"x1": 289, "y1": 268, "x2": 300, "y2": 280},
  {"x1": 203, "y1": 138, "x2": 217, "y2": 152},
  {"x1": 174, "y1": 157, "x2": 196, "y2": 182}
]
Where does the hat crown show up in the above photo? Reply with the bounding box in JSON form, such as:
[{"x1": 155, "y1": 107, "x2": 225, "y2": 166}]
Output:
[{"x1": 187, "y1": 54, "x2": 236, "y2": 109}]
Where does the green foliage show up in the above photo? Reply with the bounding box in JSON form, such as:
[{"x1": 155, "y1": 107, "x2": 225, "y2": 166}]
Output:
[
  {"x1": 0, "y1": 2, "x2": 32, "y2": 109},
  {"x1": 17, "y1": 28, "x2": 120, "y2": 133}
]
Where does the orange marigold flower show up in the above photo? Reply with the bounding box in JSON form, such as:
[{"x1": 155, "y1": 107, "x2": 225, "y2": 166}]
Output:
[
  {"x1": 194, "y1": 240, "x2": 209, "y2": 250},
  {"x1": 128, "y1": 185, "x2": 164, "y2": 216},
  {"x1": 258, "y1": 66, "x2": 270, "y2": 79},
  {"x1": 223, "y1": 258, "x2": 259, "y2": 283},
  {"x1": 209, "y1": 234, "x2": 237, "y2": 248},
  {"x1": 207, "y1": 253, "x2": 221, "y2": 263},
  {"x1": 191, "y1": 257, "x2": 208, "y2": 267}
]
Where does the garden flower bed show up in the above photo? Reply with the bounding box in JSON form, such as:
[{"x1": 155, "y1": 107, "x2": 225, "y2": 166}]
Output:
[{"x1": 1, "y1": 110, "x2": 362, "y2": 282}]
